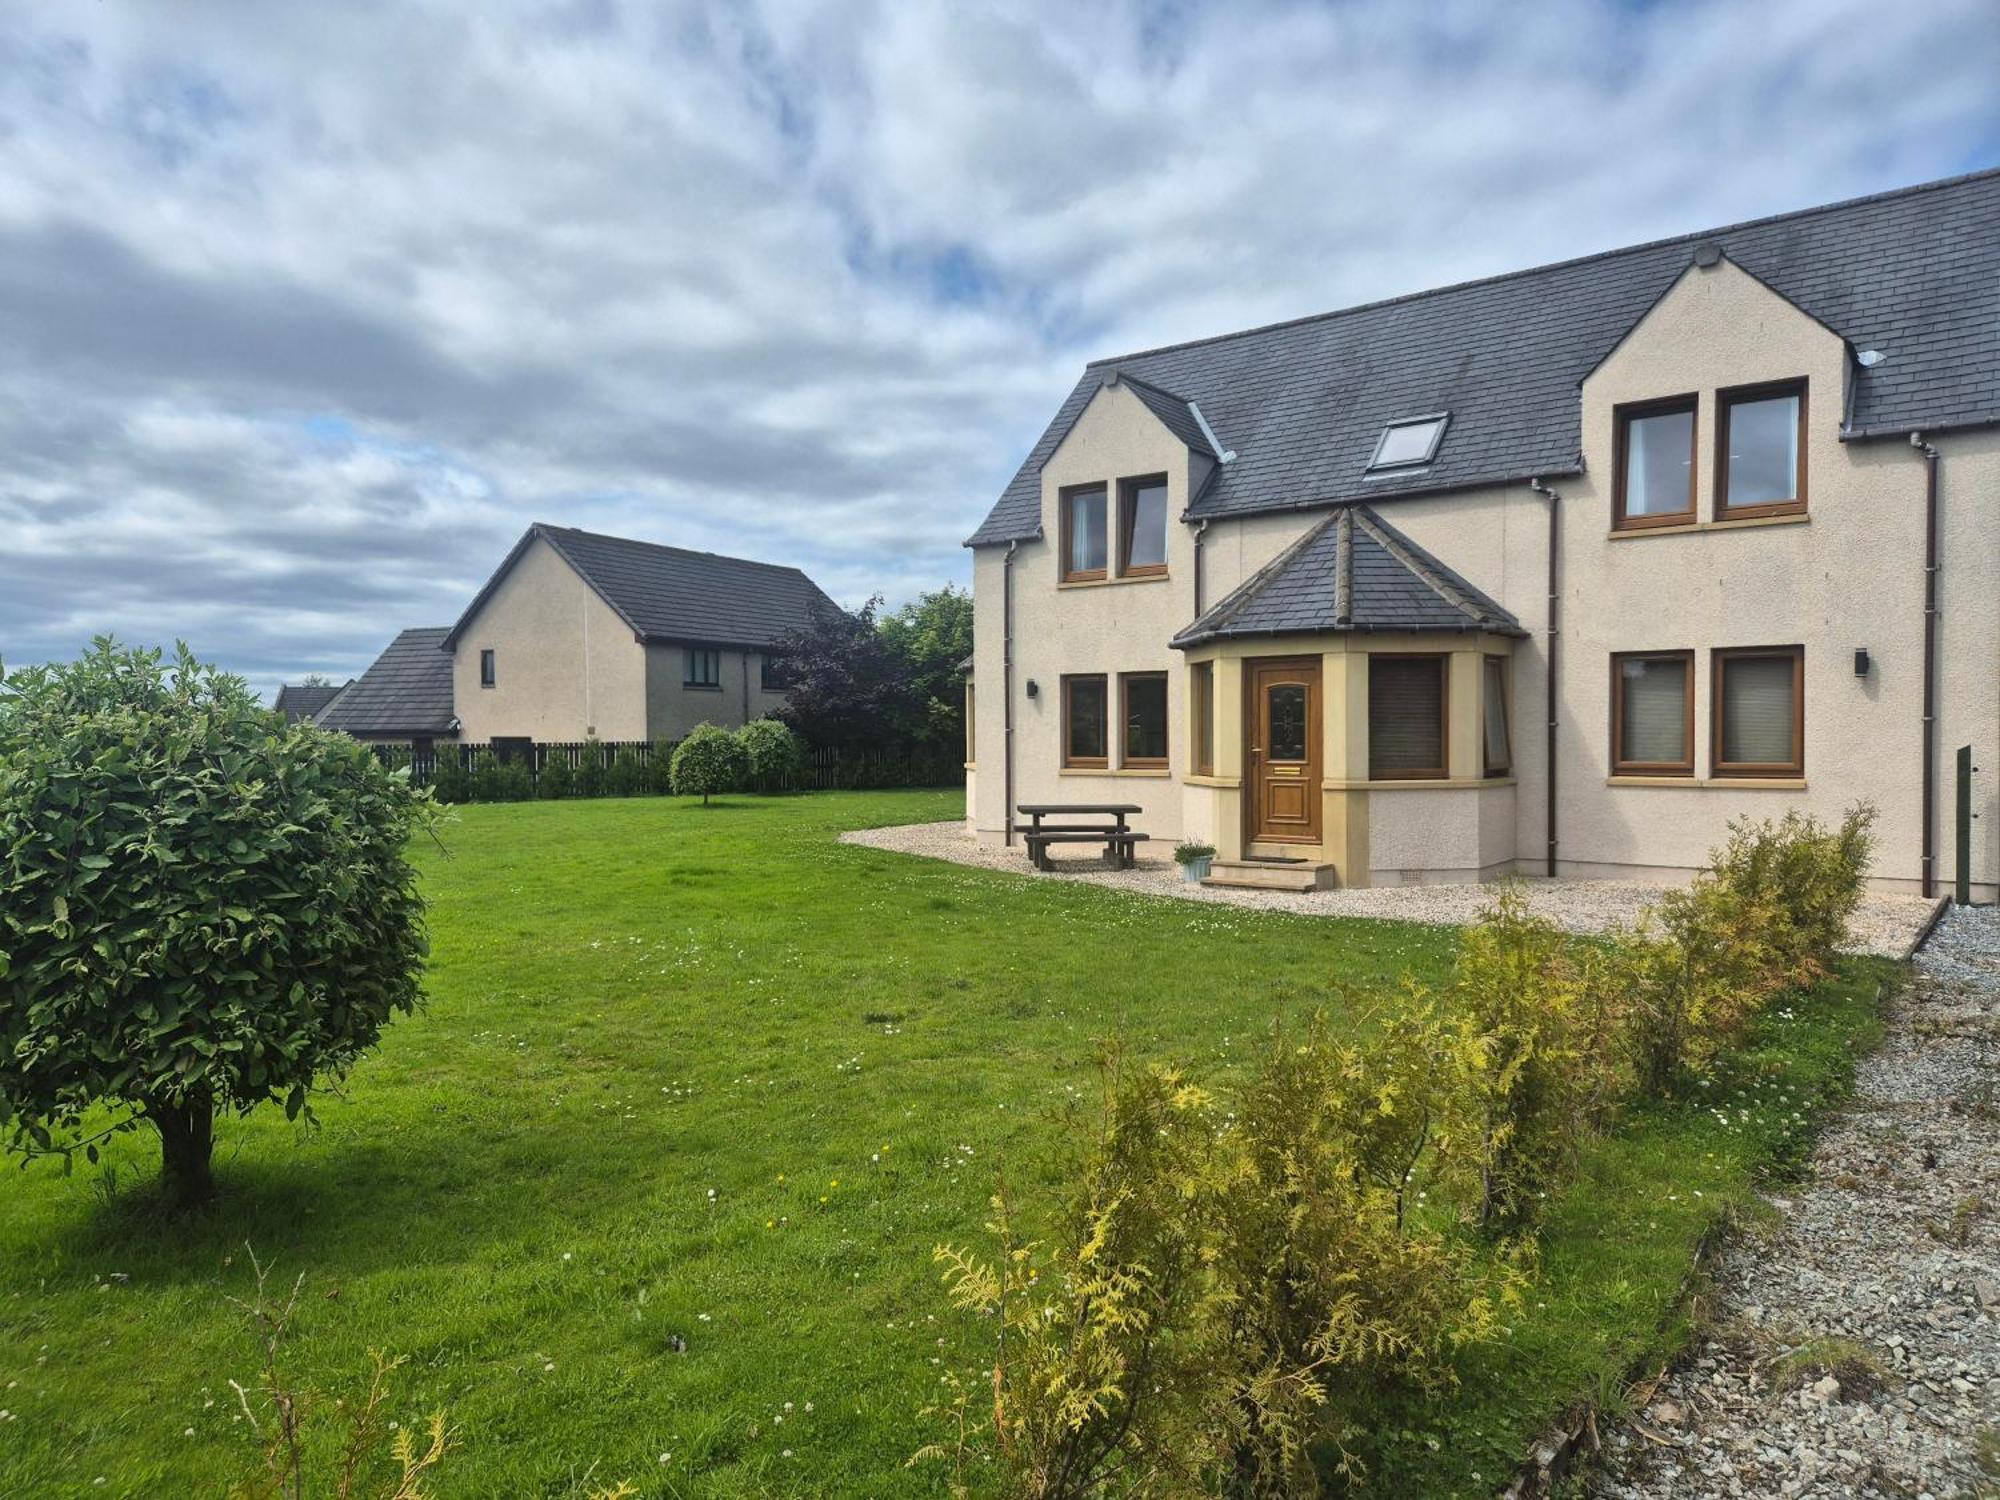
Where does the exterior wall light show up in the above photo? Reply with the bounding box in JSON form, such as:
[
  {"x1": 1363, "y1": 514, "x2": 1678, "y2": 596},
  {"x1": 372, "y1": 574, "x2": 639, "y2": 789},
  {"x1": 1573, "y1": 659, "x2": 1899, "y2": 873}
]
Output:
[
  {"x1": 1025, "y1": 679, "x2": 1040, "y2": 699},
  {"x1": 1853, "y1": 648, "x2": 1871, "y2": 678}
]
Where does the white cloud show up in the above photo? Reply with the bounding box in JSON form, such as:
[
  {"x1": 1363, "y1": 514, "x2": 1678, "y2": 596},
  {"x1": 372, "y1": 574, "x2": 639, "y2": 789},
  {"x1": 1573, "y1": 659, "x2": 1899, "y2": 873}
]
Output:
[{"x1": 0, "y1": 0, "x2": 1992, "y2": 698}]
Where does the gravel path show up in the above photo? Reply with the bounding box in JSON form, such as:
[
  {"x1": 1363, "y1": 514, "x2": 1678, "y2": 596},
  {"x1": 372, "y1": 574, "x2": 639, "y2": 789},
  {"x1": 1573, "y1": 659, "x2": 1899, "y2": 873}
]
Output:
[
  {"x1": 1584, "y1": 904, "x2": 2000, "y2": 1500},
  {"x1": 839, "y1": 821, "x2": 1941, "y2": 959}
]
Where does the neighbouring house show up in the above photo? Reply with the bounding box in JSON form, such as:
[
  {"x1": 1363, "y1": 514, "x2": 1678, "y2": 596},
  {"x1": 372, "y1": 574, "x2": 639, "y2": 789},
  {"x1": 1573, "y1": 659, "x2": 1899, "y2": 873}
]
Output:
[
  {"x1": 272, "y1": 681, "x2": 349, "y2": 723},
  {"x1": 965, "y1": 169, "x2": 2000, "y2": 900},
  {"x1": 319, "y1": 523, "x2": 835, "y2": 750},
  {"x1": 313, "y1": 627, "x2": 457, "y2": 750}
]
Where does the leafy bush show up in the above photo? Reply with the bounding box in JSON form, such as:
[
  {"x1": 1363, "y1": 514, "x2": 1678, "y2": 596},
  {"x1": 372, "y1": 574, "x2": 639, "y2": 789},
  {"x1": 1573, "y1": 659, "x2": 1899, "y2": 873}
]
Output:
[
  {"x1": 647, "y1": 736, "x2": 677, "y2": 795},
  {"x1": 575, "y1": 737, "x2": 607, "y2": 798},
  {"x1": 429, "y1": 751, "x2": 470, "y2": 803},
  {"x1": 737, "y1": 718, "x2": 804, "y2": 791},
  {"x1": 1173, "y1": 841, "x2": 1217, "y2": 865},
  {"x1": 1710, "y1": 806, "x2": 1877, "y2": 985},
  {"x1": 670, "y1": 723, "x2": 747, "y2": 804},
  {"x1": 537, "y1": 747, "x2": 575, "y2": 799},
  {"x1": 468, "y1": 748, "x2": 505, "y2": 802},
  {"x1": 605, "y1": 744, "x2": 647, "y2": 798},
  {"x1": 0, "y1": 640, "x2": 436, "y2": 1206}
]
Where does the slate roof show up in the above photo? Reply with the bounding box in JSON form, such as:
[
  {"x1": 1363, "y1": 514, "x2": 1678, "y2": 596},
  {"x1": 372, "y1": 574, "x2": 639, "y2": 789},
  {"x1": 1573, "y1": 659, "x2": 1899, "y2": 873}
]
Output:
[
  {"x1": 1117, "y1": 373, "x2": 1219, "y2": 459},
  {"x1": 273, "y1": 682, "x2": 346, "y2": 722},
  {"x1": 971, "y1": 167, "x2": 2000, "y2": 546},
  {"x1": 445, "y1": 524, "x2": 836, "y2": 652},
  {"x1": 1172, "y1": 505, "x2": 1526, "y2": 648},
  {"x1": 314, "y1": 628, "x2": 457, "y2": 736}
]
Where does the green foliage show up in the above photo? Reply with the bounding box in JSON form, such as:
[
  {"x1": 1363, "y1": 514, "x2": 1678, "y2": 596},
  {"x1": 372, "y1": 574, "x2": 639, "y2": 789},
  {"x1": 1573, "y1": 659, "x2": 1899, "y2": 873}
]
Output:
[
  {"x1": 647, "y1": 737, "x2": 676, "y2": 795},
  {"x1": 429, "y1": 752, "x2": 469, "y2": 804},
  {"x1": 0, "y1": 639, "x2": 435, "y2": 1205},
  {"x1": 669, "y1": 723, "x2": 747, "y2": 805},
  {"x1": 1172, "y1": 842, "x2": 1216, "y2": 865},
  {"x1": 536, "y1": 748, "x2": 574, "y2": 800},
  {"x1": 604, "y1": 745, "x2": 646, "y2": 798},
  {"x1": 878, "y1": 584, "x2": 974, "y2": 747},
  {"x1": 737, "y1": 718, "x2": 804, "y2": 791},
  {"x1": 574, "y1": 738, "x2": 607, "y2": 798},
  {"x1": 468, "y1": 748, "x2": 505, "y2": 802}
]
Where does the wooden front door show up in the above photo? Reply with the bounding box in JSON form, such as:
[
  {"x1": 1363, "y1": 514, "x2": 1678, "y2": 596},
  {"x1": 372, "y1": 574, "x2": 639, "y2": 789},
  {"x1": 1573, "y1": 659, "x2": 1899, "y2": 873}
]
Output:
[{"x1": 1246, "y1": 657, "x2": 1322, "y2": 845}]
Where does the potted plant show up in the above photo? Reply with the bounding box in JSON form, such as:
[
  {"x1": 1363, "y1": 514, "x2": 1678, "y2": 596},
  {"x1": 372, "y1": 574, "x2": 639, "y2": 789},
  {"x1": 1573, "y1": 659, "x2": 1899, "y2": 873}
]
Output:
[{"x1": 1173, "y1": 841, "x2": 1217, "y2": 883}]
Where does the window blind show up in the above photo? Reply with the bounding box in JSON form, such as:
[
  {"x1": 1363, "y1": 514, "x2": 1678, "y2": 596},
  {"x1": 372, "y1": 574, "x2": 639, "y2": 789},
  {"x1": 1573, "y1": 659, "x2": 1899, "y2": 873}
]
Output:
[
  {"x1": 1369, "y1": 657, "x2": 1444, "y2": 774},
  {"x1": 1619, "y1": 658, "x2": 1687, "y2": 764},
  {"x1": 1720, "y1": 655, "x2": 1796, "y2": 765}
]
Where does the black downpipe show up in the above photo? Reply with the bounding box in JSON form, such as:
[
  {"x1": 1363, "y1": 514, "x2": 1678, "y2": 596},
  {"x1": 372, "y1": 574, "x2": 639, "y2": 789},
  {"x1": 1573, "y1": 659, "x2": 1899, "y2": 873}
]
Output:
[
  {"x1": 1002, "y1": 540, "x2": 1018, "y2": 848},
  {"x1": 1531, "y1": 479, "x2": 1562, "y2": 877},
  {"x1": 1915, "y1": 435, "x2": 1940, "y2": 898},
  {"x1": 1192, "y1": 519, "x2": 1209, "y2": 616}
]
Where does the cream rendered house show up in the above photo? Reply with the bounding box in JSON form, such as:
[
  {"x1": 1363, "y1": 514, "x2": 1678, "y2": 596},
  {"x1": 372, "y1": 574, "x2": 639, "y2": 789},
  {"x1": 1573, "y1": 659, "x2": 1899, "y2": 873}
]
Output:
[
  {"x1": 965, "y1": 170, "x2": 2000, "y2": 900},
  {"x1": 320, "y1": 524, "x2": 834, "y2": 749}
]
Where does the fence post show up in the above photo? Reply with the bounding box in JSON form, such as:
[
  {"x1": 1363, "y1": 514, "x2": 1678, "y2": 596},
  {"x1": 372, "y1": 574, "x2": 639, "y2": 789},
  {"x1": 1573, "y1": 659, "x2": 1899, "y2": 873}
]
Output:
[{"x1": 1956, "y1": 745, "x2": 1974, "y2": 907}]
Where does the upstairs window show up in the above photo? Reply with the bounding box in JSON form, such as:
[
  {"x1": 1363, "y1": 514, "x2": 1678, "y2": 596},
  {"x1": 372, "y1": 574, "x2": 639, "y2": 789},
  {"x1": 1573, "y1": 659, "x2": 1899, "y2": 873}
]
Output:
[
  {"x1": 1061, "y1": 484, "x2": 1108, "y2": 582},
  {"x1": 1368, "y1": 654, "x2": 1447, "y2": 779},
  {"x1": 1120, "y1": 672, "x2": 1168, "y2": 768},
  {"x1": 1368, "y1": 414, "x2": 1449, "y2": 471},
  {"x1": 1118, "y1": 475, "x2": 1169, "y2": 576},
  {"x1": 1611, "y1": 651, "x2": 1693, "y2": 774},
  {"x1": 1717, "y1": 381, "x2": 1806, "y2": 519},
  {"x1": 685, "y1": 648, "x2": 721, "y2": 687},
  {"x1": 1613, "y1": 396, "x2": 1697, "y2": 529},
  {"x1": 1062, "y1": 674, "x2": 1108, "y2": 768},
  {"x1": 1713, "y1": 647, "x2": 1803, "y2": 776},
  {"x1": 479, "y1": 648, "x2": 496, "y2": 688}
]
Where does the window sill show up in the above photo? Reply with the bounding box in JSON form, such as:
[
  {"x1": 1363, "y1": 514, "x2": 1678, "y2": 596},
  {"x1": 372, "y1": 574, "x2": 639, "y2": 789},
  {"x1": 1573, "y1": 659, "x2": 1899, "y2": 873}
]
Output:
[
  {"x1": 1183, "y1": 773, "x2": 1239, "y2": 789},
  {"x1": 1057, "y1": 573, "x2": 1170, "y2": 590},
  {"x1": 683, "y1": 683, "x2": 723, "y2": 692},
  {"x1": 1059, "y1": 766, "x2": 1172, "y2": 778},
  {"x1": 1324, "y1": 776, "x2": 1515, "y2": 791},
  {"x1": 1608, "y1": 512, "x2": 1809, "y2": 540},
  {"x1": 1606, "y1": 775, "x2": 1807, "y2": 790}
]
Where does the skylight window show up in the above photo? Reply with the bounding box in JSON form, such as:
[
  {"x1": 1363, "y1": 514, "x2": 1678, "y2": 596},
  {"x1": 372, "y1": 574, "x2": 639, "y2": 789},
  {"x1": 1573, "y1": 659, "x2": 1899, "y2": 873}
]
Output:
[{"x1": 1367, "y1": 413, "x2": 1449, "y2": 471}]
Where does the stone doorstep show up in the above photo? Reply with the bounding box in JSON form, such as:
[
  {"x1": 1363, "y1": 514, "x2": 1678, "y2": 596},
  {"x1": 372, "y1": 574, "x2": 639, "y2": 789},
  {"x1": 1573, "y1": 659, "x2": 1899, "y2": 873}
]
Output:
[{"x1": 1202, "y1": 859, "x2": 1340, "y2": 893}]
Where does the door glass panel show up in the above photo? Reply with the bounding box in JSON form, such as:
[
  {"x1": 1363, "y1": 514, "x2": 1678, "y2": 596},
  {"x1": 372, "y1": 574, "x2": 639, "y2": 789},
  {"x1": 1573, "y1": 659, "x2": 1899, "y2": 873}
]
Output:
[{"x1": 1267, "y1": 683, "x2": 1307, "y2": 761}]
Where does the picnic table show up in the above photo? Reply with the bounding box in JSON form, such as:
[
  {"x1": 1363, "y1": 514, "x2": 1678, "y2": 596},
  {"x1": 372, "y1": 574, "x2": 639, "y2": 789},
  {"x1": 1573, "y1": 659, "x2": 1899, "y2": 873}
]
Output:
[{"x1": 1013, "y1": 802, "x2": 1149, "y2": 872}]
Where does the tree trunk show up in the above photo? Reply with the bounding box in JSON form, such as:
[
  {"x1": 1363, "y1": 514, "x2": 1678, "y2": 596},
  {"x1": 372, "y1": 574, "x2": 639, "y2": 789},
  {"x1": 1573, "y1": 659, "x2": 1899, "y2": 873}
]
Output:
[{"x1": 148, "y1": 1088, "x2": 217, "y2": 1209}]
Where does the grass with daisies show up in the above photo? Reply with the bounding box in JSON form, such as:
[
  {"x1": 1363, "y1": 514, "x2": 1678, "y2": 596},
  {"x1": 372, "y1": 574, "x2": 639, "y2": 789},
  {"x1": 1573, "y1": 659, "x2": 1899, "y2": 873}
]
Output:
[{"x1": 0, "y1": 790, "x2": 1891, "y2": 1497}]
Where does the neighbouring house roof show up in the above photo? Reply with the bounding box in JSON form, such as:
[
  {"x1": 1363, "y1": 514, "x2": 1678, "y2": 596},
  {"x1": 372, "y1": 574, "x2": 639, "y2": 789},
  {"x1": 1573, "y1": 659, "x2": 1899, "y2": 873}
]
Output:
[
  {"x1": 315, "y1": 628, "x2": 457, "y2": 737},
  {"x1": 1171, "y1": 504, "x2": 1527, "y2": 649},
  {"x1": 273, "y1": 682, "x2": 347, "y2": 722},
  {"x1": 970, "y1": 167, "x2": 2000, "y2": 546},
  {"x1": 444, "y1": 523, "x2": 838, "y2": 652}
]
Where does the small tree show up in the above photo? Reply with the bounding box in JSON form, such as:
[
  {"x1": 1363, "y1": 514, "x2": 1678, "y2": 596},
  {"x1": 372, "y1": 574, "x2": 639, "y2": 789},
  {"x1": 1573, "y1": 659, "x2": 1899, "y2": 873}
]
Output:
[
  {"x1": 737, "y1": 718, "x2": 804, "y2": 792},
  {"x1": 879, "y1": 585, "x2": 974, "y2": 747},
  {"x1": 669, "y1": 723, "x2": 746, "y2": 805},
  {"x1": 0, "y1": 641, "x2": 436, "y2": 1207},
  {"x1": 770, "y1": 597, "x2": 911, "y2": 750},
  {"x1": 537, "y1": 747, "x2": 574, "y2": 799}
]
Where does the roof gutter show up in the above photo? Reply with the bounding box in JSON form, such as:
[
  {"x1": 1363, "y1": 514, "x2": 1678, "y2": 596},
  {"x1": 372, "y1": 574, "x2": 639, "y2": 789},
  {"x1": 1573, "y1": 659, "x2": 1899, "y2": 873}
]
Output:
[
  {"x1": 1841, "y1": 413, "x2": 2000, "y2": 443},
  {"x1": 1912, "y1": 433, "x2": 1941, "y2": 898},
  {"x1": 1529, "y1": 477, "x2": 1563, "y2": 879}
]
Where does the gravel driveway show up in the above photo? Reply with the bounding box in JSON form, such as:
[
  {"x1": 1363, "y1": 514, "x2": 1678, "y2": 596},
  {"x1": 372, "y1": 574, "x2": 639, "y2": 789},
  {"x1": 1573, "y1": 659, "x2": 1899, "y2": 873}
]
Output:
[
  {"x1": 1584, "y1": 904, "x2": 2000, "y2": 1500},
  {"x1": 840, "y1": 821, "x2": 1942, "y2": 959}
]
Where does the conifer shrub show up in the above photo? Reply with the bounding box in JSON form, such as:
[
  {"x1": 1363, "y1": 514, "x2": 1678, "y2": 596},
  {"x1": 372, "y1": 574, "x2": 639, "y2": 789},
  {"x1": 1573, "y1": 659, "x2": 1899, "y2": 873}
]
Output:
[
  {"x1": 647, "y1": 737, "x2": 677, "y2": 794},
  {"x1": 429, "y1": 750, "x2": 470, "y2": 803},
  {"x1": 605, "y1": 744, "x2": 646, "y2": 798},
  {"x1": 537, "y1": 746, "x2": 574, "y2": 799},
  {"x1": 574, "y1": 737, "x2": 607, "y2": 798}
]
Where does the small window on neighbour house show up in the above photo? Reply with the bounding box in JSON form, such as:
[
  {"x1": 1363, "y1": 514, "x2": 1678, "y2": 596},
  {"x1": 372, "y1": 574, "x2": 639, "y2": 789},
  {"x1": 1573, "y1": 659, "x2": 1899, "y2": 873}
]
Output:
[
  {"x1": 1118, "y1": 476, "x2": 1169, "y2": 576},
  {"x1": 1614, "y1": 396, "x2": 1698, "y2": 528},
  {"x1": 1368, "y1": 655, "x2": 1448, "y2": 779},
  {"x1": 1717, "y1": 381, "x2": 1806, "y2": 518},
  {"x1": 1062, "y1": 675, "x2": 1108, "y2": 768},
  {"x1": 1713, "y1": 647, "x2": 1803, "y2": 776},
  {"x1": 684, "y1": 648, "x2": 721, "y2": 687},
  {"x1": 479, "y1": 648, "x2": 496, "y2": 688},
  {"x1": 1611, "y1": 652, "x2": 1693, "y2": 774},
  {"x1": 1190, "y1": 661, "x2": 1215, "y2": 776},
  {"x1": 1120, "y1": 672, "x2": 1168, "y2": 768},
  {"x1": 760, "y1": 654, "x2": 791, "y2": 691},
  {"x1": 1061, "y1": 485, "x2": 1108, "y2": 581},
  {"x1": 1368, "y1": 414, "x2": 1449, "y2": 471},
  {"x1": 1482, "y1": 656, "x2": 1511, "y2": 776}
]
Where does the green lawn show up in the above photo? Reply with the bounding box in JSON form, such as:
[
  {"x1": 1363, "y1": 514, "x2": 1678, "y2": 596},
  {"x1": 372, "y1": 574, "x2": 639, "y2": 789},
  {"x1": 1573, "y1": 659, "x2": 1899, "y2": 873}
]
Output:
[{"x1": 0, "y1": 792, "x2": 1890, "y2": 1497}]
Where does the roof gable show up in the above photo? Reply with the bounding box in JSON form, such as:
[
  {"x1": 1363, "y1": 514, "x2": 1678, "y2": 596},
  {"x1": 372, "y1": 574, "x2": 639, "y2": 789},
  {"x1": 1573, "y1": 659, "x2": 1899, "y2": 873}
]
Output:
[
  {"x1": 1171, "y1": 504, "x2": 1526, "y2": 648},
  {"x1": 972, "y1": 167, "x2": 2000, "y2": 545},
  {"x1": 316, "y1": 627, "x2": 456, "y2": 735},
  {"x1": 444, "y1": 524, "x2": 838, "y2": 652}
]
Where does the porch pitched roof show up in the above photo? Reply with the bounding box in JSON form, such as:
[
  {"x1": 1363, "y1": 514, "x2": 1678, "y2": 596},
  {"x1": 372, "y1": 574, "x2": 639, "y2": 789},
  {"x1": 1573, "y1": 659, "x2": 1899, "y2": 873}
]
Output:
[{"x1": 1171, "y1": 504, "x2": 1527, "y2": 649}]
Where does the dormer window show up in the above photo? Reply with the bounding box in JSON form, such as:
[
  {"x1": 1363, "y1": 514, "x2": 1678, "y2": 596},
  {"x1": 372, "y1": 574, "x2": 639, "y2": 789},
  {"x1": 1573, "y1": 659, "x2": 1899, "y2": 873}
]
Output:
[{"x1": 1367, "y1": 414, "x2": 1449, "y2": 472}]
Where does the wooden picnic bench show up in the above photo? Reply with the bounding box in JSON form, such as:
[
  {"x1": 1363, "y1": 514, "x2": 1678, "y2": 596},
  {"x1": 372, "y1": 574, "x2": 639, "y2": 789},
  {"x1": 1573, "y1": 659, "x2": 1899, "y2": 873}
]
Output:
[{"x1": 1014, "y1": 802, "x2": 1149, "y2": 872}]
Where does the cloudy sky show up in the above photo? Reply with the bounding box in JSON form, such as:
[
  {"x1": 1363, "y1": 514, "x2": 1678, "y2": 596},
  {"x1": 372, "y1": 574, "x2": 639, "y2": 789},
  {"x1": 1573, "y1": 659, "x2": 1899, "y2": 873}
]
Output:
[{"x1": 2, "y1": 1, "x2": 1995, "y2": 700}]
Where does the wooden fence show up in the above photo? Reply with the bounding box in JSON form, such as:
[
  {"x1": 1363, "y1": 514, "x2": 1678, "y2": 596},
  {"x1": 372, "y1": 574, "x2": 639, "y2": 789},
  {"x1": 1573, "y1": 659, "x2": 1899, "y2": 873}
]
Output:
[{"x1": 369, "y1": 738, "x2": 960, "y2": 796}]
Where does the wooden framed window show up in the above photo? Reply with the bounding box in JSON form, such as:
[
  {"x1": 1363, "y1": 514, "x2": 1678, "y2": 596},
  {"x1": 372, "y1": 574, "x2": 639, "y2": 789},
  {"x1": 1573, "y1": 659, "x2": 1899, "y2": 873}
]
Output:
[
  {"x1": 479, "y1": 648, "x2": 496, "y2": 688},
  {"x1": 1712, "y1": 646, "x2": 1803, "y2": 776},
  {"x1": 1613, "y1": 395, "x2": 1697, "y2": 530},
  {"x1": 1716, "y1": 380, "x2": 1807, "y2": 519},
  {"x1": 1060, "y1": 484, "x2": 1108, "y2": 582},
  {"x1": 1368, "y1": 654, "x2": 1448, "y2": 780},
  {"x1": 1611, "y1": 651, "x2": 1694, "y2": 775},
  {"x1": 1120, "y1": 672, "x2": 1168, "y2": 768},
  {"x1": 684, "y1": 648, "x2": 722, "y2": 687},
  {"x1": 1190, "y1": 661, "x2": 1215, "y2": 776},
  {"x1": 1481, "y1": 655, "x2": 1511, "y2": 777},
  {"x1": 1061, "y1": 674, "x2": 1108, "y2": 768},
  {"x1": 1117, "y1": 475, "x2": 1169, "y2": 577}
]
